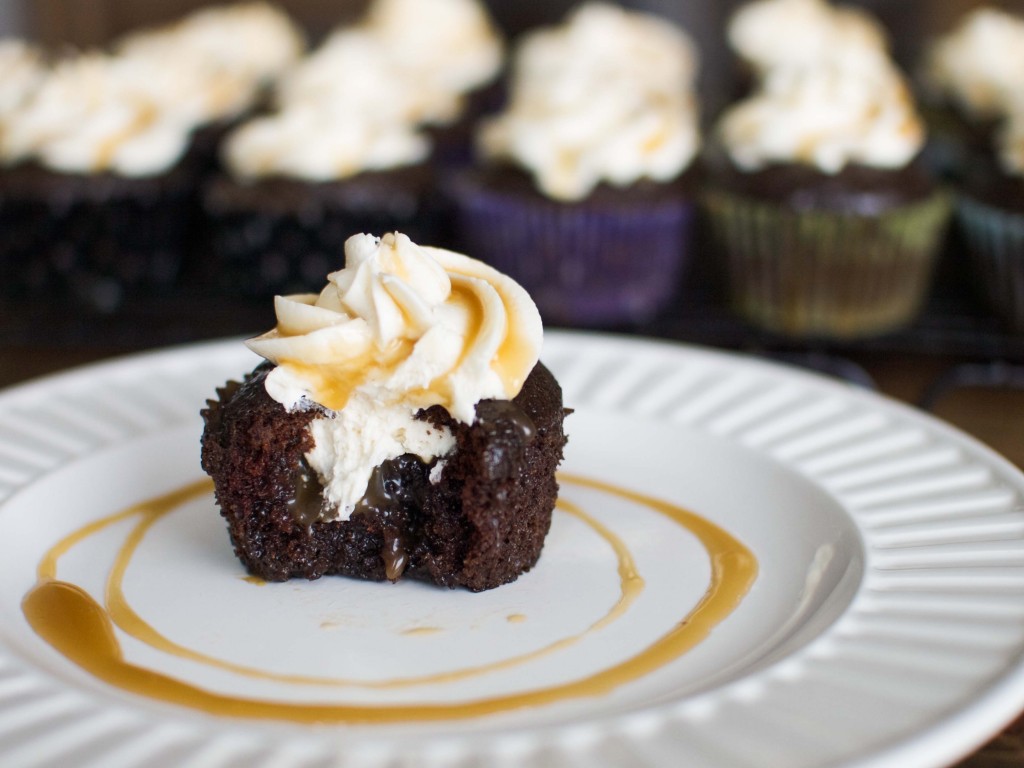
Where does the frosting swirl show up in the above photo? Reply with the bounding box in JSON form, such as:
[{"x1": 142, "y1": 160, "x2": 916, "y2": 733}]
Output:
[
  {"x1": 117, "y1": 2, "x2": 304, "y2": 90},
  {"x1": 363, "y1": 0, "x2": 503, "y2": 101},
  {"x1": 1, "y1": 54, "x2": 196, "y2": 176},
  {"x1": 718, "y1": 61, "x2": 925, "y2": 173},
  {"x1": 222, "y1": 104, "x2": 429, "y2": 181},
  {"x1": 728, "y1": 0, "x2": 889, "y2": 75},
  {"x1": 0, "y1": 40, "x2": 46, "y2": 118},
  {"x1": 926, "y1": 8, "x2": 1024, "y2": 120},
  {"x1": 478, "y1": 3, "x2": 700, "y2": 201},
  {"x1": 276, "y1": 29, "x2": 461, "y2": 128},
  {"x1": 246, "y1": 233, "x2": 543, "y2": 518}
]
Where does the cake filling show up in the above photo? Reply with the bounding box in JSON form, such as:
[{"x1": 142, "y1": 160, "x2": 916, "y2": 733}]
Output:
[{"x1": 246, "y1": 232, "x2": 543, "y2": 521}]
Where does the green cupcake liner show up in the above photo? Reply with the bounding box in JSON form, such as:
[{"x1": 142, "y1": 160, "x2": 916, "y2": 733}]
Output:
[
  {"x1": 957, "y1": 195, "x2": 1024, "y2": 333},
  {"x1": 701, "y1": 188, "x2": 952, "y2": 339}
]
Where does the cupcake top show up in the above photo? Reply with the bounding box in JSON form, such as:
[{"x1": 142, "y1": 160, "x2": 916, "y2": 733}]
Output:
[
  {"x1": 277, "y1": 29, "x2": 461, "y2": 128},
  {"x1": 0, "y1": 40, "x2": 46, "y2": 118},
  {"x1": 718, "y1": 60, "x2": 924, "y2": 174},
  {"x1": 222, "y1": 104, "x2": 430, "y2": 182},
  {"x1": 478, "y1": 2, "x2": 700, "y2": 201},
  {"x1": 116, "y1": 2, "x2": 304, "y2": 92},
  {"x1": 728, "y1": 0, "x2": 889, "y2": 76},
  {"x1": 246, "y1": 231, "x2": 543, "y2": 516},
  {"x1": 926, "y1": 8, "x2": 1024, "y2": 121},
  {"x1": 277, "y1": 0, "x2": 501, "y2": 128},
  {"x1": 0, "y1": 53, "x2": 198, "y2": 177},
  {"x1": 362, "y1": 0, "x2": 504, "y2": 99}
]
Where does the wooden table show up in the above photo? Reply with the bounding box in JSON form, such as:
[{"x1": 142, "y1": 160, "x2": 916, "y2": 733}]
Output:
[{"x1": 1, "y1": 343, "x2": 1023, "y2": 767}]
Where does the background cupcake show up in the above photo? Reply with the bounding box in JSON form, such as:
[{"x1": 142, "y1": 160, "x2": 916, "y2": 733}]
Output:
[
  {"x1": 449, "y1": 2, "x2": 701, "y2": 327},
  {"x1": 0, "y1": 52, "x2": 205, "y2": 311},
  {"x1": 0, "y1": 3, "x2": 304, "y2": 312},
  {"x1": 704, "y1": 0, "x2": 950, "y2": 339},
  {"x1": 921, "y1": 7, "x2": 1024, "y2": 179},
  {"x1": 276, "y1": 0, "x2": 504, "y2": 168},
  {"x1": 727, "y1": 0, "x2": 889, "y2": 92},
  {"x1": 957, "y1": 106, "x2": 1024, "y2": 333}
]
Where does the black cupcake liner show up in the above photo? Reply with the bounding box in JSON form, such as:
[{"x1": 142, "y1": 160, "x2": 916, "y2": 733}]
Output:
[
  {"x1": 448, "y1": 172, "x2": 694, "y2": 327},
  {"x1": 957, "y1": 195, "x2": 1024, "y2": 333},
  {"x1": 201, "y1": 170, "x2": 448, "y2": 298},
  {"x1": 0, "y1": 164, "x2": 195, "y2": 313}
]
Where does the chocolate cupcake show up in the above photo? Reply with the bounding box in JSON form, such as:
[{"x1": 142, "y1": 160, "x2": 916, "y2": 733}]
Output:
[
  {"x1": 705, "y1": 18, "x2": 950, "y2": 339},
  {"x1": 921, "y1": 8, "x2": 1024, "y2": 180},
  {"x1": 204, "y1": 102, "x2": 441, "y2": 298},
  {"x1": 201, "y1": 232, "x2": 567, "y2": 592},
  {"x1": 0, "y1": 5, "x2": 304, "y2": 310},
  {"x1": 956, "y1": 112, "x2": 1024, "y2": 332},
  {"x1": 448, "y1": 3, "x2": 701, "y2": 327},
  {"x1": 0, "y1": 53, "x2": 204, "y2": 310}
]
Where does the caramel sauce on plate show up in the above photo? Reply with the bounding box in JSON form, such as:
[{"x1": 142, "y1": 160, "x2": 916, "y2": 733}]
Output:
[{"x1": 23, "y1": 474, "x2": 756, "y2": 724}]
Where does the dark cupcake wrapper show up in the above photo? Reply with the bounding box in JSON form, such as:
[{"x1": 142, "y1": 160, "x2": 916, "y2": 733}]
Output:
[
  {"x1": 0, "y1": 165, "x2": 194, "y2": 312},
  {"x1": 448, "y1": 173, "x2": 695, "y2": 327},
  {"x1": 201, "y1": 173, "x2": 447, "y2": 299},
  {"x1": 701, "y1": 187, "x2": 952, "y2": 339},
  {"x1": 957, "y1": 195, "x2": 1024, "y2": 333}
]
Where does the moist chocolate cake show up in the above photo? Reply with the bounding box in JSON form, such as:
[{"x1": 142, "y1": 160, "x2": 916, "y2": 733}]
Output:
[{"x1": 201, "y1": 361, "x2": 566, "y2": 592}]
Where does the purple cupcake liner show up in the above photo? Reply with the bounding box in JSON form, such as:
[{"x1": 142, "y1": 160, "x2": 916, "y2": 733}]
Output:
[
  {"x1": 448, "y1": 174, "x2": 694, "y2": 327},
  {"x1": 702, "y1": 188, "x2": 951, "y2": 339},
  {"x1": 957, "y1": 195, "x2": 1024, "y2": 333}
]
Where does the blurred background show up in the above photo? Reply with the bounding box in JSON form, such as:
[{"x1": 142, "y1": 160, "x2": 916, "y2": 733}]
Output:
[
  {"x1": 15, "y1": 0, "x2": 1024, "y2": 119},
  {"x1": 1, "y1": 0, "x2": 1023, "y2": 478}
]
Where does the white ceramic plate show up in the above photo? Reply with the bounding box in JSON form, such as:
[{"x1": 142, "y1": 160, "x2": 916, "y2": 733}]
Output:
[{"x1": 0, "y1": 331, "x2": 1023, "y2": 768}]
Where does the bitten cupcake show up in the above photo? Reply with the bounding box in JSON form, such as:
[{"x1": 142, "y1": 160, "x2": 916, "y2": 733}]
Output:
[
  {"x1": 704, "y1": 48, "x2": 951, "y2": 338},
  {"x1": 448, "y1": 2, "x2": 701, "y2": 327},
  {"x1": 957, "y1": 109, "x2": 1024, "y2": 332}
]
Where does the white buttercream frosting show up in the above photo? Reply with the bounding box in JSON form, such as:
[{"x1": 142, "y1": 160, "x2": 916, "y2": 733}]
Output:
[
  {"x1": 1, "y1": 54, "x2": 196, "y2": 176},
  {"x1": 118, "y1": 2, "x2": 304, "y2": 89},
  {"x1": 0, "y1": 4, "x2": 303, "y2": 176},
  {"x1": 719, "y1": 61, "x2": 924, "y2": 173},
  {"x1": 363, "y1": 0, "x2": 503, "y2": 99},
  {"x1": 223, "y1": 104, "x2": 429, "y2": 181},
  {"x1": 277, "y1": 29, "x2": 461, "y2": 128},
  {"x1": 927, "y1": 8, "x2": 1024, "y2": 120},
  {"x1": 0, "y1": 40, "x2": 46, "y2": 118},
  {"x1": 728, "y1": 0, "x2": 889, "y2": 75},
  {"x1": 478, "y1": 3, "x2": 700, "y2": 201},
  {"x1": 246, "y1": 232, "x2": 543, "y2": 518},
  {"x1": 277, "y1": 0, "x2": 500, "y2": 130}
]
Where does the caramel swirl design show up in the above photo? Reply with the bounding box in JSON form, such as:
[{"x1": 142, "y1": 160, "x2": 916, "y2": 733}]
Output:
[{"x1": 22, "y1": 474, "x2": 756, "y2": 724}]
